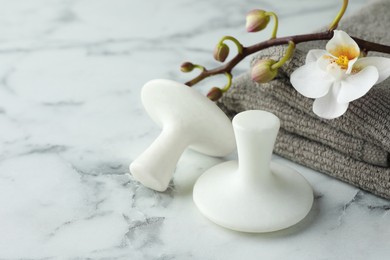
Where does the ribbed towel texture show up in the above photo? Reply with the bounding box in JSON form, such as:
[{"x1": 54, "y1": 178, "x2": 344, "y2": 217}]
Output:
[{"x1": 218, "y1": 0, "x2": 390, "y2": 199}]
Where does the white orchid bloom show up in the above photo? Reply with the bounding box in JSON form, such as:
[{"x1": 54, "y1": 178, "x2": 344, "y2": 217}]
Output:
[{"x1": 290, "y1": 30, "x2": 390, "y2": 119}]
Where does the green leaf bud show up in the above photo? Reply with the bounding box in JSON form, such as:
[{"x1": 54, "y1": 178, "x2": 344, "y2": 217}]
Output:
[
  {"x1": 251, "y1": 59, "x2": 278, "y2": 83},
  {"x1": 246, "y1": 9, "x2": 270, "y2": 33},
  {"x1": 207, "y1": 87, "x2": 223, "y2": 101},
  {"x1": 180, "y1": 62, "x2": 195, "y2": 72},
  {"x1": 213, "y1": 43, "x2": 230, "y2": 62}
]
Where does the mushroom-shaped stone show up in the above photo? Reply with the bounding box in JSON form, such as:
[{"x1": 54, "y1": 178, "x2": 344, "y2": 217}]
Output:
[
  {"x1": 130, "y1": 79, "x2": 236, "y2": 192},
  {"x1": 193, "y1": 110, "x2": 313, "y2": 233}
]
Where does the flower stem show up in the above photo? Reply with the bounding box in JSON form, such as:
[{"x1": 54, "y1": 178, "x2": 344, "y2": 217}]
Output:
[
  {"x1": 219, "y1": 36, "x2": 243, "y2": 54},
  {"x1": 194, "y1": 64, "x2": 205, "y2": 72},
  {"x1": 271, "y1": 41, "x2": 295, "y2": 70},
  {"x1": 328, "y1": 0, "x2": 349, "y2": 31},
  {"x1": 265, "y1": 12, "x2": 278, "y2": 39},
  {"x1": 221, "y1": 72, "x2": 233, "y2": 92}
]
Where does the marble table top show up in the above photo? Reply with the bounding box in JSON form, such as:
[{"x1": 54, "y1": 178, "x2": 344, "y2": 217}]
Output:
[{"x1": 1, "y1": 0, "x2": 389, "y2": 259}]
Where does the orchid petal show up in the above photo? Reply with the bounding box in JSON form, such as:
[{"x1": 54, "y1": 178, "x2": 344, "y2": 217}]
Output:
[
  {"x1": 326, "y1": 63, "x2": 345, "y2": 81},
  {"x1": 326, "y1": 30, "x2": 360, "y2": 59},
  {"x1": 316, "y1": 55, "x2": 333, "y2": 71},
  {"x1": 346, "y1": 57, "x2": 358, "y2": 74},
  {"x1": 313, "y1": 82, "x2": 349, "y2": 119},
  {"x1": 354, "y1": 57, "x2": 390, "y2": 84},
  {"x1": 306, "y1": 49, "x2": 328, "y2": 64},
  {"x1": 290, "y1": 62, "x2": 333, "y2": 98},
  {"x1": 337, "y1": 65, "x2": 379, "y2": 103}
]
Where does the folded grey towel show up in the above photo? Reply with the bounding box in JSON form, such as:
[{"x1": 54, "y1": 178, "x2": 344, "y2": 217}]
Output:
[
  {"x1": 223, "y1": 72, "x2": 389, "y2": 166},
  {"x1": 218, "y1": 0, "x2": 390, "y2": 199}
]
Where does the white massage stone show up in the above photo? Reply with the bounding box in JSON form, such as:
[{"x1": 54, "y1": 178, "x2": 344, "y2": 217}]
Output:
[
  {"x1": 130, "y1": 79, "x2": 236, "y2": 192},
  {"x1": 193, "y1": 110, "x2": 313, "y2": 233}
]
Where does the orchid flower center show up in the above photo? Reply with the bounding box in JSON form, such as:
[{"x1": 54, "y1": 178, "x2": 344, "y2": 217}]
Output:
[{"x1": 335, "y1": 55, "x2": 349, "y2": 70}]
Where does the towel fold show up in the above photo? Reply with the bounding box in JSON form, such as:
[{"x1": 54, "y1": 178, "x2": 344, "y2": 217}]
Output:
[
  {"x1": 223, "y1": 72, "x2": 389, "y2": 166},
  {"x1": 218, "y1": 0, "x2": 390, "y2": 199}
]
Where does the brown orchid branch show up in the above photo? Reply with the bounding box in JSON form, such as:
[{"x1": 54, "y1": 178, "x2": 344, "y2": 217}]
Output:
[{"x1": 184, "y1": 31, "x2": 390, "y2": 87}]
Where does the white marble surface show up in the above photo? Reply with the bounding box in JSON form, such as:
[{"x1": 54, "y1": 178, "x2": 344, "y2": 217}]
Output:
[{"x1": 1, "y1": 0, "x2": 389, "y2": 259}]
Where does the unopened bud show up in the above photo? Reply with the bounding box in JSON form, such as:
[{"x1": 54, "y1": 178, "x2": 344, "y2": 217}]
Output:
[
  {"x1": 214, "y1": 43, "x2": 230, "y2": 62},
  {"x1": 246, "y1": 9, "x2": 270, "y2": 33},
  {"x1": 251, "y1": 59, "x2": 278, "y2": 83},
  {"x1": 180, "y1": 62, "x2": 195, "y2": 72},
  {"x1": 207, "y1": 87, "x2": 223, "y2": 101}
]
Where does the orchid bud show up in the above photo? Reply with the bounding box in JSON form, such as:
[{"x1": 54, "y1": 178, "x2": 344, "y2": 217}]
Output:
[
  {"x1": 180, "y1": 62, "x2": 195, "y2": 72},
  {"x1": 246, "y1": 9, "x2": 270, "y2": 33},
  {"x1": 251, "y1": 59, "x2": 278, "y2": 83},
  {"x1": 214, "y1": 43, "x2": 230, "y2": 62},
  {"x1": 207, "y1": 87, "x2": 223, "y2": 101}
]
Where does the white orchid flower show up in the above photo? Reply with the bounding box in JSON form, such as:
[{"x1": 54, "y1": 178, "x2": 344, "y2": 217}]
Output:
[{"x1": 290, "y1": 30, "x2": 390, "y2": 119}]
